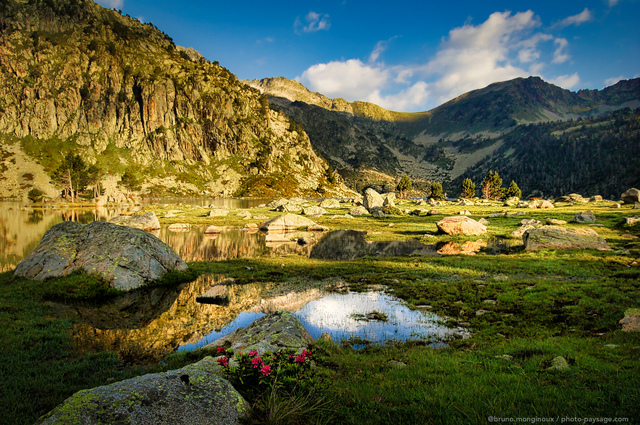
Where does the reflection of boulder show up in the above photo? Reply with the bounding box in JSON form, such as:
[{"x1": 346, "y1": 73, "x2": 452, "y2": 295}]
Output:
[
  {"x1": 14, "y1": 221, "x2": 187, "y2": 291},
  {"x1": 436, "y1": 240, "x2": 487, "y2": 255},
  {"x1": 310, "y1": 230, "x2": 437, "y2": 260},
  {"x1": 259, "y1": 213, "x2": 327, "y2": 232}
]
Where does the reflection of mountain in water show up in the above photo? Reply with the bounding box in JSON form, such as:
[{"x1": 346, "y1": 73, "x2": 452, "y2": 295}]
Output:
[
  {"x1": 70, "y1": 275, "x2": 329, "y2": 363},
  {"x1": 310, "y1": 230, "x2": 438, "y2": 260},
  {"x1": 71, "y1": 275, "x2": 270, "y2": 363},
  {"x1": 0, "y1": 202, "x2": 130, "y2": 272},
  {"x1": 159, "y1": 227, "x2": 315, "y2": 261}
]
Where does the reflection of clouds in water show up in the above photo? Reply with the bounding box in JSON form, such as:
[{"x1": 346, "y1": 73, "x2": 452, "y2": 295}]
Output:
[{"x1": 293, "y1": 292, "x2": 465, "y2": 343}]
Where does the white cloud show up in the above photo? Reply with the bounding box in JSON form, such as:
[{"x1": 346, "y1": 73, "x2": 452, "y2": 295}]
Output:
[
  {"x1": 554, "y1": 8, "x2": 593, "y2": 29},
  {"x1": 605, "y1": 75, "x2": 625, "y2": 86},
  {"x1": 420, "y1": 10, "x2": 543, "y2": 104},
  {"x1": 550, "y1": 73, "x2": 581, "y2": 89},
  {"x1": 297, "y1": 59, "x2": 389, "y2": 100},
  {"x1": 366, "y1": 82, "x2": 430, "y2": 111},
  {"x1": 295, "y1": 11, "x2": 331, "y2": 34},
  {"x1": 552, "y1": 38, "x2": 570, "y2": 64},
  {"x1": 95, "y1": 0, "x2": 123, "y2": 9},
  {"x1": 608, "y1": 0, "x2": 619, "y2": 6},
  {"x1": 296, "y1": 9, "x2": 585, "y2": 112}
]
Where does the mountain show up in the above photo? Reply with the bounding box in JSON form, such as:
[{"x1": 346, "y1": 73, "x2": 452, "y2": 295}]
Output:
[
  {"x1": 0, "y1": 0, "x2": 351, "y2": 200},
  {"x1": 248, "y1": 76, "x2": 640, "y2": 196}
]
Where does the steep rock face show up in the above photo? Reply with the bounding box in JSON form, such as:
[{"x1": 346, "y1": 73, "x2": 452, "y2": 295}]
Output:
[{"x1": 0, "y1": 0, "x2": 349, "y2": 198}]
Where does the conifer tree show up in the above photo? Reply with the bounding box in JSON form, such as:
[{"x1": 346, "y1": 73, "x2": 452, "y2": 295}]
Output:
[
  {"x1": 430, "y1": 182, "x2": 444, "y2": 200},
  {"x1": 396, "y1": 174, "x2": 412, "y2": 198},
  {"x1": 505, "y1": 180, "x2": 522, "y2": 199},
  {"x1": 480, "y1": 170, "x2": 503, "y2": 200},
  {"x1": 461, "y1": 178, "x2": 476, "y2": 199}
]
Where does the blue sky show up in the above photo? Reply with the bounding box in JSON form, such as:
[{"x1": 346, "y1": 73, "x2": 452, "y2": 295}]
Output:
[{"x1": 96, "y1": 0, "x2": 640, "y2": 112}]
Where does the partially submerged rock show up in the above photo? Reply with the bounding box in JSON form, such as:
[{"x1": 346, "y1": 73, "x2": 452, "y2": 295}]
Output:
[
  {"x1": 436, "y1": 216, "x2": 487, "y2": 236},
  {"x1": 109, "y1": 211, "x2": 161, "y2": 230},
  {"x1": 14, "y1": 221, "x2": 188, "y2": 291},
  {"x1": 523, "y1": 226, "x2": 611, "y2": 251},
  {"x1": 36, "y1": 366, "x2": 248, "y2": 425},
  {"x1": 259, "y1": 214, "x2": 328, "y2": 232},
  {"x1": 205, "y1": 310, "x2": 315, "y2": 354}
]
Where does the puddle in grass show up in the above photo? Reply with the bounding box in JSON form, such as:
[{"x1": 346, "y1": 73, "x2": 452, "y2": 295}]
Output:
[{"x1": 179, "y1": 288, "x2": 470, "y2": 352}]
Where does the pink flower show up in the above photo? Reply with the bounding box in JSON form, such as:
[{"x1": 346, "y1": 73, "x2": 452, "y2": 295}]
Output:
[
  {"x1": 251, "y1": 357, "x2": 264, "y2": 368},
  {"x1": 248, "y1": 350, "x2": 258, "y2": 357},
  {"x1": 295, "y1": 355, "x2": 305, "y2": 364},
  {"x1": 261, "y1": 365, "x2": 271, "y2": 376},
  {"x1": 216, "y1": 346, "x2": 226, "y2": 354},
  {"x1": 217, "y1": 356, "x2": 229, "y2": 367}
]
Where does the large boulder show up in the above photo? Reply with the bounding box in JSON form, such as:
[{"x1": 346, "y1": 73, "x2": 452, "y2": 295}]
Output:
[
  {"x1": 523, "y1": 226, "x2": 611, "y2": 251},
  {"x1": 205, "y1": 310, "x2": 315, "y2": 354},
  {"x1": 36, "y1": 365, "x2": 248, "y2": 425},
  {"x1": 621, "y1": 188, "x2": 640, "y2": 204},
  {"x1": 259, "y1": 214, "x2": 327, "y2": 232},
  {"x1": 109, "y1": 211, "x2": 161, "y2": 230},
  {"x1": 363, "y1": 188, "x2": 384, "y2": 211},
  {"x1": 436, "y1": 216, "x2": 487, "y2": 236},
  {"x1": 14, "y1": 221, "x2": 188, "y2": 291}
]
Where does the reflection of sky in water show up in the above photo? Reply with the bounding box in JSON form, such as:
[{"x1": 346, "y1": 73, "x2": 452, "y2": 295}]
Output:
[{"x1": 179, "y1": 291, "x2": 467, "y2": 352}]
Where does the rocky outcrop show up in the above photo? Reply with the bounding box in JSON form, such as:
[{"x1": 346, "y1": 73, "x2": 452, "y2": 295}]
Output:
[
  {"x1": 109, "y1": 211, "x2": 161, "y2": 230},
  {"x1": 205, "y1": 309, "x2": 315, "y2": 354},
  {"x1": 523, "y1": 226, "x2": 611, "y2": 251},
  {"x1": 621, "y1": 188, "x2": 640, "y2": 204},
  {"x1": 14, "y1": 221, "x2": 187, "y2": 291},
  {"x1": 36, "y1": 364, "x2": 248, "y2": 425},
  {"x1": 436, "y1": 216, "x2": 487, "y2": 236},
  {"x1": 0, "y1": 0, "x2": 349, "y2": 198}
]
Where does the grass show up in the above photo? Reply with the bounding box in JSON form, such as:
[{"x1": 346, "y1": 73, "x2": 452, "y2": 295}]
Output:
[{"x1": 1, "y1": 199, "x2": 639, "y2": 424}]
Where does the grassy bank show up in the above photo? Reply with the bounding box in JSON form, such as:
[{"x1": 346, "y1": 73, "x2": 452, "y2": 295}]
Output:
[{"x1": 1, "y1": 200, "x2": 639, "y2": 424}]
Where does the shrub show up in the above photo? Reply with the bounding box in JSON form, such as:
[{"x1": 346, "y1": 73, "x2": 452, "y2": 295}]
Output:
[
  {"x1": 396, "y1": 174, "x2": 412, "y2": 198},
  {"x1": 430, "y1": 182, "x2": 445, "y2": 200},
  {"x1": 460, "y1": 178, "x2": 475, "y2": 199},
  {"x1": 27, "y1": 188, "x2": 45, "y2": 203}
]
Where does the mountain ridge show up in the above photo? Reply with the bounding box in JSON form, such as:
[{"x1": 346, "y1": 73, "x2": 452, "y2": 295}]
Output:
[{"x1": 0, "y1": 0, "x2": 352, "y2": 199}]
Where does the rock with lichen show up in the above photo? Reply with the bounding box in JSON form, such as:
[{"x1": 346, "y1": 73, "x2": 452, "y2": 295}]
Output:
[
  {"x1": 35, "y1": 366, "x2": 248, "y2": 425},
  {"x1": 13, "y1": 220, "x2": 187, "y2": 291}
]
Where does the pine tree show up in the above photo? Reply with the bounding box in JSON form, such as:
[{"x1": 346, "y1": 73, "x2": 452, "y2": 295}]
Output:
[
  {"x1": 505, "y1": 180, "x2": 522, "y2": 199},
  {"x1": 396, "y1": 174, "x2": 412, "y2": 198},
  {"x1": 430, "y1": 182, "x2": 444, "y2": 200},
  {"x1": 461, "y1": 178, "x2": 476, "y2": 199},
  {"x1": 480, "y1": 170, "x2": 503, "y2": 200}
]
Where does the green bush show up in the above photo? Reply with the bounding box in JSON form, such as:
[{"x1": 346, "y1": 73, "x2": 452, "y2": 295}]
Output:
[{"x1": 27, "y1": 188, "x2": 45, "y2": 203}]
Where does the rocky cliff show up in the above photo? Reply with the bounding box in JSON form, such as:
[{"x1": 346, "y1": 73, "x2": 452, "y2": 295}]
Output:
[{"x1": 0, "y1": 0, "x2": 350, "y2": 199}]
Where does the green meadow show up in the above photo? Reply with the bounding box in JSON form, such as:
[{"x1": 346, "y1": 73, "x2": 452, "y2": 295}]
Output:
[{"x1": 1, "y1": 200, "x2": 639, "y2": 424}]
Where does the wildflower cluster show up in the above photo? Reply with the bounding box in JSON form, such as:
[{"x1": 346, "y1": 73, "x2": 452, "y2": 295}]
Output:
[{"x1": 214, "y1": 346, "x2": 315, "y2": 400}]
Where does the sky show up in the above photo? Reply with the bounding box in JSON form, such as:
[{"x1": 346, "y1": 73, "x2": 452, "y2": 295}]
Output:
[{"x1": 95, "y1": 0, "x2": 640, "y2": 112}]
